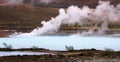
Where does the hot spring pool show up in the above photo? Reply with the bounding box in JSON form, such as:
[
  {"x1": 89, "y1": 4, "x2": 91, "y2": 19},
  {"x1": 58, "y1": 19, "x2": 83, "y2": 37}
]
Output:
[{"x1": 0, "y1": 36, "x2": 120, "y2": 51}]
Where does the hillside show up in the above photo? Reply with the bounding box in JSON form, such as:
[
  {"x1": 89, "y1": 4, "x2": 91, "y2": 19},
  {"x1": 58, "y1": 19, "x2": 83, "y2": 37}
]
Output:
[
  {"x1": 0, "y1": 0, "x2": 119, "y2": 32},
  {"x1": 1, "y1": 0, "x2": 120, "y2": 8},
  {"x1": 0, "y1": 6, "x2": 58, "y2": 31},
  {"x1": 35, "y1": 0, "x2": 120, "y2": 8}
]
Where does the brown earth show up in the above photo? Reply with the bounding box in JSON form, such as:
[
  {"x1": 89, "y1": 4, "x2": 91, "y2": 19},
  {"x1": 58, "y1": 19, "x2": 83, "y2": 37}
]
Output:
[
  {"x1": 0, "y1": 48, "x2": 120, "y2": 62},
  {"x1": 0, "y1": 6, "x2": 58, "y2": 31}
]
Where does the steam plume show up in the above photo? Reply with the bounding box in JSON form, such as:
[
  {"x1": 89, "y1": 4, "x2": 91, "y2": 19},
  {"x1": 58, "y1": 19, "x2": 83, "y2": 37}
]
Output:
[
  {"x1": 38, "y1": 0, "x2": 57, "y2": 4},
  {"x1": 13, "y1": 1, "x2": 120, "y2": 36},
  {"x1": 5, "y1": 0, "x2": 23, "y2": 5}
]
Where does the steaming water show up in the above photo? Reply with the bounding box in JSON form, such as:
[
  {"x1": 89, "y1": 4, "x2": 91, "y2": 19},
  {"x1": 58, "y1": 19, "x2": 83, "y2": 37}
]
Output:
[
  {"x1": 0, "y1": 1, "x2": 119, "y2": 54},
  {"x1": 0, "y1": 51, "x2": 51, "y2": 57},
  {"x1": 0, "y1": 36, "x2": 120, "y2": 51}
]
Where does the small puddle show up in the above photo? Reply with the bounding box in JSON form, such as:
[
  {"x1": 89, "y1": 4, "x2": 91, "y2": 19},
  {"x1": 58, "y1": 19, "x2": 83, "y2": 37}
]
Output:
[{"x1": 0, "y1": 51, "x2": 52, "y2": 57}]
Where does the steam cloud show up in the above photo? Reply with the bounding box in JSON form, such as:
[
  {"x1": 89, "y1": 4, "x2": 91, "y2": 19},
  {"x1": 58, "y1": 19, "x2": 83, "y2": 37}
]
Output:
[
  {"x1": 13, "y1": 1, "x2": 120, "y2": 36},
  {"x1": 5, "y1": 0, "x2": 23, "y2": 5},
  {"x1": 4, "y1": 0, "x2": 58, "y2": 5},
  {"x1": 38, "y1": 0, "x2": 57, "y2": 3}
]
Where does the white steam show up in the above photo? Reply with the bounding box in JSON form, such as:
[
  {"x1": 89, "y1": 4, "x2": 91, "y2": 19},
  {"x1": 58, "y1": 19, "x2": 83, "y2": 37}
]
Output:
[
  {"x1": 13, "y1": 1, "x2": 120, "y2": 36},
  {"x1": 4, "y1": 0, "x2": 58, "y2": 6},
  {"x1": 38, "y1": 0, "x2": 57, "y2": 3},
  {"x1": 5, "y1": 0, "x2": 23, "y2": 5}
]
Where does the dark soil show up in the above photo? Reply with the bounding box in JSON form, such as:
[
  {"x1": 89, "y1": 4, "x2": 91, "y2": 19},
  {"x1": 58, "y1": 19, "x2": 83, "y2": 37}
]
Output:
[
  {"x1": 0, "y1": 48, "x2": 120, "y2": 62},
  {"x1": 0, "y1": 55, "x2": 76, "y2": 62}
]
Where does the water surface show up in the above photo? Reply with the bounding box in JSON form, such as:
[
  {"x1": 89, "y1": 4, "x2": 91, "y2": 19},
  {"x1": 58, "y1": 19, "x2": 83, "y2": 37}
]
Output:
[
  {"x1": 0, "y1": 51, "x2": 51, "y2": 56},
  {"x1": 0, "y1": 36, "x2": 120, "y2": 51}
]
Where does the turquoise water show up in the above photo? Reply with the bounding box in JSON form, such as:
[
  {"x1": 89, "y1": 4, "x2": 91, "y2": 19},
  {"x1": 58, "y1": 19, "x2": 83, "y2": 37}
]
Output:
[{"x1": 0, "y1": 36, "x2": 120, "y2": 51}]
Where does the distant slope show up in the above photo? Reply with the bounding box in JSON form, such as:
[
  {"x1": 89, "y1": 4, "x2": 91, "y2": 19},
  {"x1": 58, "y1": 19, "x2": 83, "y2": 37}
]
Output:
[
  {"x1": 35, "y1": 0, "x2": 120, "y2": 8},
  {"x1": 0, "y1": 6, "x2": 58, "y2": 30},
  {"x1": 0, "y1": 0, "x2": 120, "y2": 8},
  {"x1": 0, "y1": 0, "x2": 119, "y2": 31}
]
